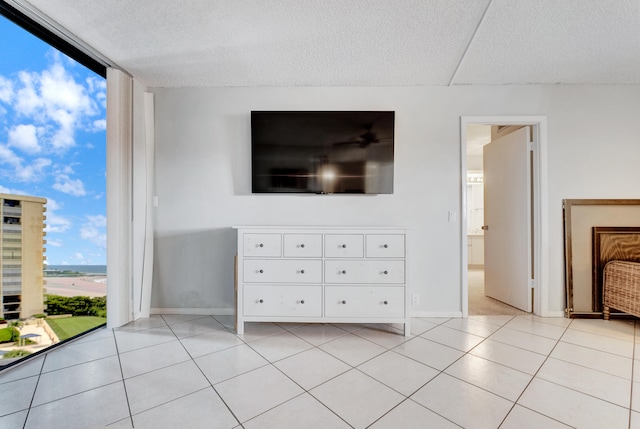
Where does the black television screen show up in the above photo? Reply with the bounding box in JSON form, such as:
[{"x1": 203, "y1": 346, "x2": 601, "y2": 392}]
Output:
[{"x1": 251, "y1": 111, "x2": 394, "y2": 194}]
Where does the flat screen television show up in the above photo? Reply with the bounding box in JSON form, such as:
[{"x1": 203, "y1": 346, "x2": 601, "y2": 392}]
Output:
[{"x1": 251, "y1": 111, "x2": 394, "y2": 194}]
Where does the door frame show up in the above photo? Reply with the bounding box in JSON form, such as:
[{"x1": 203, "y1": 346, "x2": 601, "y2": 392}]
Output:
[{"x1": 460, "y1": 116, "x2": 549, "y2": 317}]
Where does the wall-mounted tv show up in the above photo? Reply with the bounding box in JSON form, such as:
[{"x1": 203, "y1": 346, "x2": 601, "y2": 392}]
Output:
[{"x1": 251, "y1": 111, "x2": 394, "y2": 194}]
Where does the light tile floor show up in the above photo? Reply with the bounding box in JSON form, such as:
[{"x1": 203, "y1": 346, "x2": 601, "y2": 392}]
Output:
[{"x1": 1, "y1": 314, "x2": 639, "y2": 428}]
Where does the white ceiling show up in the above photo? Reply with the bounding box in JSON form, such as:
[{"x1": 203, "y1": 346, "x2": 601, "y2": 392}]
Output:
[{"x1": 13, "y1": 0, "x2": 640, "y2": 88}]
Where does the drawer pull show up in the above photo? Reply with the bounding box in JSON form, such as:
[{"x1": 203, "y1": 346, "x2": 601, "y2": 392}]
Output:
[
  {"x1": 258, "y1": 299, "x2": 264, "y2": 303},
  {"x1": 300, "y1": 270, "x2": 305, "y2": 274},
  {"x1": 341, "y1": 244, "x2": 347, "y2": 248},
  {"x1": 383, "y1": 270, "x2": 388, "y2": 275},
  {"x1": 300, "y1": 300, "x2": 305, "y2": 304},
  {"x1": 259, "y1": 243, "x2": 264, "y2": 247},
  {"x1": 383, "y1": 244, "x2": 388, "y2": 248},
  {"x1": 341, "y1": 270, "x2": 347, "y2": 274},
  {"x1": 300, "y1": 243, "x2": 305, "y2": 248},
  {"x1": 341, "y1": 300, "x2": 347, "y2": 304},
  {"x1": 258, "y1": 269, "x2": 264, "y2": 273},
  {"x1": 383, "y1": 300, "x2": 388, "y2": 305}
]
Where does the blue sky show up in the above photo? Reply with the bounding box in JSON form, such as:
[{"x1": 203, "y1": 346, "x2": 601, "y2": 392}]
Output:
[{"x1": 0, "y1": 15, "x2": 107, "y2": 266}]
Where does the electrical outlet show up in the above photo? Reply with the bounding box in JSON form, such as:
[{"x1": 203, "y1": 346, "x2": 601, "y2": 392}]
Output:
[{"x1": 412, "y1": 294, "x2": 420, "y2": 305}]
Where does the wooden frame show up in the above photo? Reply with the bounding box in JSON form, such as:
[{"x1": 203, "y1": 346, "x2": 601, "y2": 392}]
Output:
[
  {"x1": 592, "y1": 227, "x2": 640, "y2": 312},
  {"x1": 563, "y1": 199, "x2": 640, "y2": 318}
]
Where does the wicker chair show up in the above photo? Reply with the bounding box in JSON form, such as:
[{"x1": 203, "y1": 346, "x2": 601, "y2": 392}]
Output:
[{"x1": 603, "y1": 260, "x2": 640, "y2": 320}]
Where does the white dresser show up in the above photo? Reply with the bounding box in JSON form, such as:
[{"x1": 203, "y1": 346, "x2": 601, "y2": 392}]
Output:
[{"x1": 234, "y1": 226, "x2": 410, "y2": 336}]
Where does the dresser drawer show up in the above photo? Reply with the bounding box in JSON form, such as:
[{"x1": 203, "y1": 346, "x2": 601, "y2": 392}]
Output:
[
  {"x1": 325, "y1": 260, "x2": 405, "y2": 284},
  {"x1": 324, "y1": 234, "x2": 364, "y2": 258},
  {"x1": 244, "y1": 259, "x2": 322, "y2": 283},
  {"x1": 325, "y1": 286, "x2": 404, "y2": 318},
  {"x1": 284, "y1": 234, "x2": 323, "y2": 258},
  {"x1": 243, "y1": 233, "x2": 282, "y2": 257},
  {"x1": 244, "y1": 285, "x2": 322, "y2": 317},
  {"x1": 366, "y1": 234, "x2": 405, "y2": 258}
]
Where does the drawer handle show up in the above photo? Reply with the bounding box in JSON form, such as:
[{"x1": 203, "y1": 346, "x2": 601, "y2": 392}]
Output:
[
  {"x1": 341, "y1": 270, "x2": 347, "y2": 274},
  {"x1": 258, "y1": 269, "x2": 264, "y2": 273},
  {"x1": 300, "y1": 300, "x2": 305, "y2": 304},
  {"x1": 259, "y1": 243, "x2": 264, "y2": 248},
  {"x1": 383, "y1": 270, "x2": 388, "y2": 275},
  {"x1": 258, "y1": 299, "x2": 264, "y2": 303},
  {"x1": 383, "y1": 244, "x2": 388, "y2": 248},
  {"x1": 341, "y1": 244, "x2": 347, "y2": 248},
  {"x1": 383, "y1": 300, "x2": 388, "y2": 305},
  {"x1": 300, "y1": 244, "x2": 305, "y2": 248},
  {"x1": 341, "y1": 300, "x2": 347, "y2": 304},
  {"x1": 300, "y1": 270, "x2": 305, "y2": 274}
]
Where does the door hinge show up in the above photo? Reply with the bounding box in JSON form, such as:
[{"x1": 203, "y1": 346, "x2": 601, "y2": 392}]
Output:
[{"x1": 529, "y1": 279, "x2": 536, "y2": 289}]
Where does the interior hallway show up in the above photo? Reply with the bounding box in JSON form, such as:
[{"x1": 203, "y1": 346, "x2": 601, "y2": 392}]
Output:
[{"x1": 468, "y1": 268, "x2": 528, "y2": 316}]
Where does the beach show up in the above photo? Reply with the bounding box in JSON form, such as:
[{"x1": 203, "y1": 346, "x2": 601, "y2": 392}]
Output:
[{"x1": 44, "y1": 276, "x2": 107, "y2": 297}]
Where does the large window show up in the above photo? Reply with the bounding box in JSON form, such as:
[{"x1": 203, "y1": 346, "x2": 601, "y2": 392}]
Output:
[{"x1": 0, "y1": 6, "x2": 107, "y2": 367}]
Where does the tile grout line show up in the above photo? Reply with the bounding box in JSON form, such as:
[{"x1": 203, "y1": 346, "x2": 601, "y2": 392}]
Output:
[
  {"x1": 166, "y1": 315, "x2": 244, "y2": 428},
  {"x1": 363, "y1": 316, "x2": 522, "y2": 427},
  {"x1": 246, "y1": 325, "x2": 372, "y2": 427},
  {"x1": 494, "y1": 317, "x2": 575, "y2": 428},
  {"x1": 111, "y1": 327, "x2": 135, "y2": 428},
  {"x1": 21, "y1": 352, "x2": 46, "y2": 429},
  {"x1": 231, "y1": 323, "x2": 355, "y2": 428}
]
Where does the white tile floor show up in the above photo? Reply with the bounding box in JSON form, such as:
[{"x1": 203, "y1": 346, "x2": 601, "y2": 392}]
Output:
[{"x1": 1, "y1": 314, "x2": 639, "y2": 428}]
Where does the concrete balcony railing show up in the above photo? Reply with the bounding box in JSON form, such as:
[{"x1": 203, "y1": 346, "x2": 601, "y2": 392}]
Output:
[{"x1": 2, "y1": 206, "x2": 22, "y2": 216}]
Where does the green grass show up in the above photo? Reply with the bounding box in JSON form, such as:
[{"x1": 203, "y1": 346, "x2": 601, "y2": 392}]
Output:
[{"x1": 46, "y1": 316, "x2": 106, "y2": 341}]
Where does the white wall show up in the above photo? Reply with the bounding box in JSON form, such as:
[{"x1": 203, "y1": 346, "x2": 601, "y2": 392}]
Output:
[{"x1": 149, "y1": 85, "x2": 640, "y2": 316}]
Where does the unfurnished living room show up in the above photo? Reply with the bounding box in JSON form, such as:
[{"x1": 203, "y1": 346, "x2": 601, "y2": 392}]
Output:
[{"x1": 1, "y1": 1, "x2": 640, "y2": 428}]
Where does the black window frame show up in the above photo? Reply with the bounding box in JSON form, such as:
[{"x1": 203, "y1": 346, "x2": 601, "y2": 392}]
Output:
[{"x1": 0, "y1": 3, "x2": 106, "y2": 78}]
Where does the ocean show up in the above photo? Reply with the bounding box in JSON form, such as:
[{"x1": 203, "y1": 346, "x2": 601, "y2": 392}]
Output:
[{"x1": 45, "y1": 265, "x2": 107, "y2": 275}]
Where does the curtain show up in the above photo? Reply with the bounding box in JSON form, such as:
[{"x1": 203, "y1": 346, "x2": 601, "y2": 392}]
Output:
[
  {"x1": 132, "y1": 87, "x2": 155, "y2": 319},
  {"x1": 106, "y1": 68, "x2": 132, "y2": 328},
  {"x1": 106, "y1": 69, "x2": 155, "y2": 327}
]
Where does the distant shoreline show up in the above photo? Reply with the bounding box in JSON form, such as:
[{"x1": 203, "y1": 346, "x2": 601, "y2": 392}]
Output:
[{"x1": 45, "y1": 265, "x2": 107, "y2": 276}]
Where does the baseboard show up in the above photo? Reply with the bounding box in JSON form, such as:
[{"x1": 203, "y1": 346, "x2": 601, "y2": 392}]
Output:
[
  {"x1": 150, "y1": 307, "x2": 235, "y2": 316},
  {"x1": 410, "y1": 311, "x2": 463, "y2": 318},
  {"x1": 540, "y1": 310, "x2": 566, "y2": 318}
]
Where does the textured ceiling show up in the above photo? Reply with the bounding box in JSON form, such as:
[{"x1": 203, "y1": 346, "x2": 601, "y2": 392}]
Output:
[{"x1": 13, "y1": 0, "x2": 640, "y2": 88}]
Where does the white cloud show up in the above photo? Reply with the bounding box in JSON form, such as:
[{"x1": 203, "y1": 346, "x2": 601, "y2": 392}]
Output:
[
  {"x1": 0, "y1": 184, "x2": 27, "y2": 195},
  {"x1": 15, "y1": 157, "x2": 52, "y2": 182},
  {"x1": 81, "y1": 214, "x2": 107, "y2": 249},
  {"x1": 71, "y1": 252, "x2": 86, "y2": 263},
  {"x1": 0, "y1": 76, "x2": 13, "y2": 103},
  {"x1": 15, "y1": 71, "x2": 43, "y2": 116},
  {"x1": 0, "y1": 144, "x2": 50, "y2": 182},
  {"x1": 10, "y1": 52, "x2": 103, "y2": 154},
  {"x1": 46, "y1": 238, "x2": 62, "y2": 247},
  {"x1": 0, "y1": 144, "x2": 22, "y2": 168},
  {"x1": 86, "y1": 214, "x2": 106, "y2": 227},
  {"x1": 45, "y1": 198, "x2": 61, "y2": 211},
  {"x1": 43, "y1": 198, "x2": 71, "y2": 234},
  {"x1": 8, "y1": 124, "x2": 40, "y2": 154},
  {"x1": 53, "y1": 173, "x2": 86, "y2": 196},
  {"x1": 93, "y1": 119, "x2": 106, "y2": 131}
]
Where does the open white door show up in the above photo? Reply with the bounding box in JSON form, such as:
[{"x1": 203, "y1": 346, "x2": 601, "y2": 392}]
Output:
[{"x1": 483, "y1": 127, "x2": 532, "y2": 312}]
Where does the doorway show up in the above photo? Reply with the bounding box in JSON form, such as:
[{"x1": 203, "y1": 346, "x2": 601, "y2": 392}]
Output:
[{"x1": 460, "y1": 117, "x2": 548, "y2": 317}]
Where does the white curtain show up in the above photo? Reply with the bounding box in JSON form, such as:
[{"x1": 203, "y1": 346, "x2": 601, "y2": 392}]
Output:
[
  {"x1": 132, "y1": 87, "x2": 155, "y2": 319},
  {"x1": 106, "y1": 69, "x2": 155, "y2": 327},
  {"x1": 106, "y1": 68, "x2": 133, "y2": 328}
]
